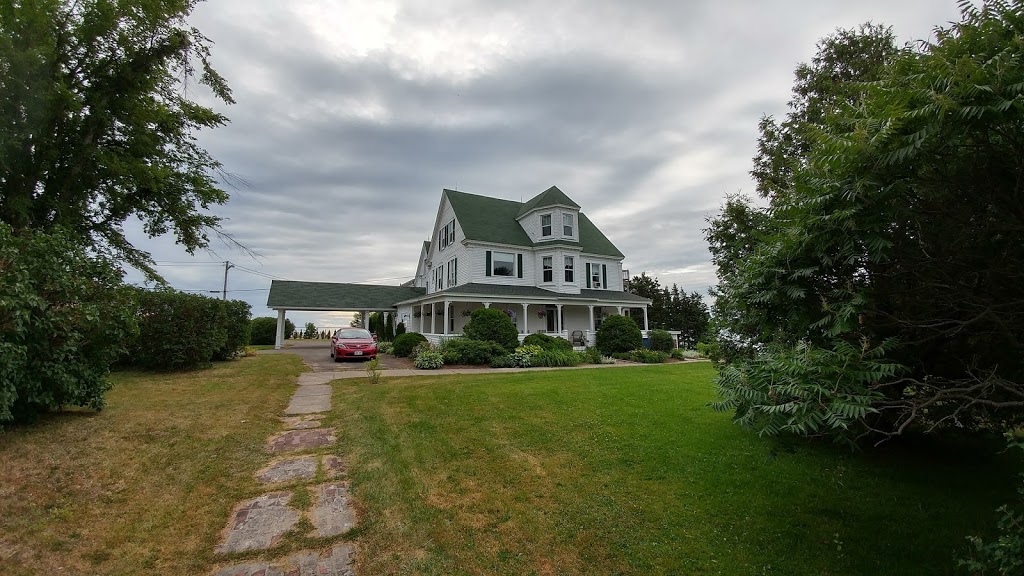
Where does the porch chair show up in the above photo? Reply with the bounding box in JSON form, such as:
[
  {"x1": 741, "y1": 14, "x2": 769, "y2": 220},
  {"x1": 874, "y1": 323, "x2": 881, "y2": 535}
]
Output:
[{"x1": 571, "y1": 330, "x2": 586, "y2": 347}]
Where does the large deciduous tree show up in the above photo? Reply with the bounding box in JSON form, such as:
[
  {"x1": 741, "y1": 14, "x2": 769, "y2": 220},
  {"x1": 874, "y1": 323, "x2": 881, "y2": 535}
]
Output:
[
  {"x1": 0, "y1": 0, "x2": 234, "y2": 277},
  {"x1": 707, "y1": 2, "x2": 1024, "y2": 442}
]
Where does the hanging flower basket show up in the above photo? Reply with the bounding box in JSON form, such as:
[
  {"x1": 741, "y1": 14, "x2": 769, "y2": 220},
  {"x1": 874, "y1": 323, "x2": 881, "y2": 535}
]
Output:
[
  {"x1": 413, "y1": 312, "x2": 422, "y2": 318},
  {"x1": 502, "y1": 309, "x2": 517, "y2": 323},
  {"x1": 461, "y1": 309, "x2": 472, "y2": 317},
  {"x1": 537, "y1": 310, "x2": 546, "y2": 318}
]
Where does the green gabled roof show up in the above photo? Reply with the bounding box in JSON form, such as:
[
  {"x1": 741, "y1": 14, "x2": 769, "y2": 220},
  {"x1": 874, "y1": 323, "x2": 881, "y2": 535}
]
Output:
[
  {"x1": 578, "y1": 213, "x2": 623, "y2": 258},
  {"x1": 267, "y1": 280, "x2": 424, "y2": 310},
  {"x1": 444, "y1": 189, "x2": 535, "y2": 247},
  {"x1": 442, "y1": 187, "x2": 623, "y2": 258},
  {"x1": 516, "y1": 185, "x2": 580, "y2": 218}
]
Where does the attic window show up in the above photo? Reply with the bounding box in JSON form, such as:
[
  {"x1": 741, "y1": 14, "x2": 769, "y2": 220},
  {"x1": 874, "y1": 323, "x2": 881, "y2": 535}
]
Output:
[
  {"x1": 541, "y1": 214, "x2": 552, "y2": 237},
  {"x1": 439, "y1": 219, "x2": 455, "y2": 250},
  {"x1": 563, "y1": 213, "x2": 574, "y2": 237}
]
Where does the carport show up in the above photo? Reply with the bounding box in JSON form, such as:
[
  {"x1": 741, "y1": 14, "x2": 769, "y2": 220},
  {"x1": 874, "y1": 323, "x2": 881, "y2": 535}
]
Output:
[{"x1": 266, "y1": 280, "x2": 426, "y2": 349}]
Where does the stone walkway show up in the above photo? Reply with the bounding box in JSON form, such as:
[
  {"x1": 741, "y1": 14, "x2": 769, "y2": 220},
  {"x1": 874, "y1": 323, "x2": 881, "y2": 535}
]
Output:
[{"x1": 211, "y1": 373, "x2": 356, "y2": 575}]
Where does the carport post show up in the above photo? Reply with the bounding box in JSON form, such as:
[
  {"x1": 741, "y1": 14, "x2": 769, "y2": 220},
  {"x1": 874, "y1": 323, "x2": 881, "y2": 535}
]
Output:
[
  {"x1": 275, "y1": 309, "x2": 286, "y2": 350},
  {"x1": 362, "y1": 310, "x2": 369, "y2": 330}
]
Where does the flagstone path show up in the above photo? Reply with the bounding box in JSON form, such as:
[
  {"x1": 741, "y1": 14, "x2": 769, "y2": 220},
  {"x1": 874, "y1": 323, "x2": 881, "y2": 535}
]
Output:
[{"x1": 211, "y1": 373, "x2": 356, "y2": 575}]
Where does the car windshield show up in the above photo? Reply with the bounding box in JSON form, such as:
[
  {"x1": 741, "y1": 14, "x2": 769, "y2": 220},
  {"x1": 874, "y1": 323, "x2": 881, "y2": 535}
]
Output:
[{"x1": 335, "y1": 329, "x2": 371, "y2": 339}]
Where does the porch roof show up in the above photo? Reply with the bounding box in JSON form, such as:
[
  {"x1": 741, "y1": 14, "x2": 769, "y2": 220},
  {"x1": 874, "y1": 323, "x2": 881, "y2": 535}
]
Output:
[
  {"x1": 394, "y1": 282, "x2": 651, "y2": 306},
  {"x1": 267, "y1": 280, "x2": 425, "y2": 311}
]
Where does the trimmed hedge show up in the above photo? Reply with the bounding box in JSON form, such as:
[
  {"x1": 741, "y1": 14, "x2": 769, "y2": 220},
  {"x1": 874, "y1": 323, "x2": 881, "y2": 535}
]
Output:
[
  {"x1": 649, "y1": 329, "x2": 674, "y2": 352},
  {"x1": 530, "y1": 350, "x2": 582, "y2": 367},
  {"x1": 214, "y1": 299, "x2": 252, "y2": 360},
  {"x1": 250, "y1": 316, "x2": 294, "y2": 346},
  {"x1": 463, "y1": 308, "x2": 519, "y2": 351},
  {"x1": 440, "y1": 338, "x2": 506, "y2": 365},
  {"x1": 393, "y1": 332, "x2": 428, "y2": 357},
  {"x1": 522, "y1": 333, "x2": 573, "y2": 352},
  {"x1": 613, "y1": 349, "x2": 669, "y2": 364},
  {"x1": 596, "y1": 314, "x2": 642, "y2": 356}
]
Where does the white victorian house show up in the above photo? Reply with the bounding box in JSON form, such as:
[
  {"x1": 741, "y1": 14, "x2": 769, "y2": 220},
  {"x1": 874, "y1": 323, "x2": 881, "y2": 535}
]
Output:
[{"x1": 266, "y1": 186, "x2": 651, "y2": 349}]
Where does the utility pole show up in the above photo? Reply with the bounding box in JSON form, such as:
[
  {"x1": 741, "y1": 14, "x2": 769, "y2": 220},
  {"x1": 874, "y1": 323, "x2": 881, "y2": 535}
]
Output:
[{"x1": 222, "y1": 261, "x2": 234, "y2": 300}]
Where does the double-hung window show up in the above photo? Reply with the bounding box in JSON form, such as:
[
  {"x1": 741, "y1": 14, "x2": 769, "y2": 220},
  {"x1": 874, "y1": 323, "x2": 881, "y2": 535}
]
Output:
[
  {"x1": 492, "y1": 252, "x2": 515, "y2": 276},
  {"x1": 439, "y1": 219, "x2": 456, "y2": 250},
  {"x1": 591, "y1": 263, "x2": 602, "y2": 289},
  {"x1": 564, "y1": 256, "x2": 574, "y2": 282},
  {"x1": 563, "y1": 213, "x2": 574, "y2": 237},
  {"x1": 542, "y1": 256, "x2": 553, "y2": 282},
  {"x1": 540, "y1": 214, "x2": 552, "y2": 237}
]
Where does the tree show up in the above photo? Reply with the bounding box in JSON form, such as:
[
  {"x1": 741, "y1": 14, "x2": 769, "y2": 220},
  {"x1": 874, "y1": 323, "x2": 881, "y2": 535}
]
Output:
[
  {"x1": 707, "y1": 4, "x2": 1024, "y2": 442},
  {"x1": 0, "y1": 0, "x2": 235, "y2": 279},
  {"x1": 350, "y1": 312, "x2": 363, "y2": 328},
  {"x1": 596, "y1": 315, "x2": 642, "y2": 356},
  {"x1": 384, "y1": 314, "x2": 395, "y2": 341},
  {"x1": 303, "y1": 322, "x2": 317, "y2": 339},
  {"x1": 629, "y1": 273, "x2": 666, "y2": 327}
]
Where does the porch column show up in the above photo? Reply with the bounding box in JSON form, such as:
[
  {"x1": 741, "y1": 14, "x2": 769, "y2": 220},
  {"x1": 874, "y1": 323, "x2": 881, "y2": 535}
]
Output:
[
  {"x1": 616, "y1": 306, "x2": 623, "y2": 315},
  {"x1": 643, "y1": 306, "x2": 649, "y2": 331},
  {"x1": 556, "y1": 304, "x2": 563, "y2": 334},
  {"x1": 521, "y1": 303, "x2": 529, "y2": 334},
  {"x1": 588, "y1": 305, "x2": 595, "y2": 333},
  {"x1": 483, "y1": 302, "x2": 491, "y2": 308},
  {"x1": 430, "y1": 303, "x2": 436, "y2": 334},
  {"x1": 275, "y1": 308, "x2": 286, "y2": 350},
  {"x1": 419, "y1": 304, "x2": 424, "y2": 333},
  {"x1": 443, "y1": 300, "x2": 450, "y2": 335}
]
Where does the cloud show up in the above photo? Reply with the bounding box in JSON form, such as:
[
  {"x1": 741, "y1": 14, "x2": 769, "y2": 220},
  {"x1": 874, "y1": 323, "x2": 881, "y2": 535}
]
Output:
[{"x1": 124, "y1": 0, "x2": 964, "y2": 328}]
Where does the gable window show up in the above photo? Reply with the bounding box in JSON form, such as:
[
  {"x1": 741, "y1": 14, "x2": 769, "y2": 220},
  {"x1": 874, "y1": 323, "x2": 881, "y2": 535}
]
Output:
[
  {"x1": 589, "y1": 262, "x2": 604, "y2": 289},
  {"x1": 492, "y1": 251, "x2": 514, "y2": 276},
  {"x1": 563, "y1": 213, "x2": 574, "y2": 237},
  {"x1": 542, "y1": 256, "x2": 553, "y2": 282},
  {"x1": 540, "y1": 214, "x2": 552, "y2": 237},
  {"x1": 439, "y1": 219, "x2": 455, "y2": 251},
  {"x1": 564, "y1": 256, "x2": 574, "y2": 282},
  {"x1": 447, "y1": 258, "x2": 458, "y2": 288}
]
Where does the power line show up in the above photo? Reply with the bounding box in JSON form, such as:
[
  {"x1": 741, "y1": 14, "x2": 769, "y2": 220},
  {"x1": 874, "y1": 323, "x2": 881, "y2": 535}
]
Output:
[{"x1": 233, "y1": 264, "x2": 287, "y2": 280}]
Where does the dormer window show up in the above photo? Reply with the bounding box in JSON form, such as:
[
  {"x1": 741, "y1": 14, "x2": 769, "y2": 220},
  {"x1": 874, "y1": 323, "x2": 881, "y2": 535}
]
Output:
[
  {"x1": 541, "y1": 214, "x2": 552, "y2": 237},
  {"x1": 439, "y1": 219, "x2": 455, "y2": 251},
  {"x1": 563, "y1": 213, "x2": 574, "y2": 237}
]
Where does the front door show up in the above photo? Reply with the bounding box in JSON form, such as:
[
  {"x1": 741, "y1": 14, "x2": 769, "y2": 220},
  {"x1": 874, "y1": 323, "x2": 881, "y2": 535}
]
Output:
[{"x1": 546, "y1": 305, "x2": 557, "y2": 332}]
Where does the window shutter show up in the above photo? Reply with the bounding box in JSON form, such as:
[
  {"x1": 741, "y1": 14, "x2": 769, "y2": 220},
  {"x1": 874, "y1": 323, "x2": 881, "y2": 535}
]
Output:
[
  {"x1": 602, "y1": 264, "x2": 608, "y2": 290},
  {"x1": 586, "y1": 263, "x2": 591, "y2": 288},
  {"x1": 485, "y1": 251, "x2": 492, "y2": 277},
  {"x1": 454, "y1": 258, "x2": 458, "y2": 286},
  {"x1": 517, "y1": 254, "x2": 523, "y2": 278}
]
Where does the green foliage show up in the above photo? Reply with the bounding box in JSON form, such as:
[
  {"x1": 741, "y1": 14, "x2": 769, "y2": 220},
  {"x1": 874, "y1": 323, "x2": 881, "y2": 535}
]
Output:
[
  {"x1": 414, "y1": 350, "x2": 444, "y2": 370},
  {"x1": 628, "y1": 273, "x2": 710, "y2": 346},
  {"x1": 395, "y1": 321, "x2": 406, "y2": 336},
  {"x1": 614, "y1": 349, "x2": 669, "y2": 364},
  {"x1": 392, "y1": 332, "x2": 428, "y2": 357},
  {"x1": 671, "y1": 348, "x2": 701, "y2": 360},
  {"x1": 410, "y1": 341, "x2": 434, "y2": 360},
  {"x1": 706, "y1": 4, "x2": 1024, "y2": 441},
  {"x1": 440, "y1": 339, "x2": 506, "y2": 365},
  {"x1": 649, "y1": 329, "x2": 674, "y2": 352},
  {"x1": 596, "y1": 315, "x2": 642, "y2": 356},
  {"x1": 0, "y1": 0, "x2": 235, "y2": 280},
  {"x1": 350, "y1": 312, "x2": 363, "y2": 328},
  {"x1": 463, "y1": 308, "x2": 520, "y2": 351},
  {"x1": 530, "y1": 351, "x2": 582, "y2": 368},
  {"x1": 522, "y1": 333, "x2": 573, "y2": 352},
  {"x1": 384, "y1": 314, "x2": 395, "y2": 341},
  {"x1": 302, "y1": 322, "x2": 317, "y2": 339},
  {"x1": 584, "y1": 346, "x2": 604, "y2": 364},
  {"x1": 212, "y1": 299, "x2": 251, "y2": 360},
  {"x1": 0, "y1": 225, "x2": 137, "y2": 423},
  {"x1": 365, "y1": 359, "x2": 382, "y2": 384},
  {"x1": 377, "y1": 341, "x2": 394, "y2": 355},
  {"x1": 129, "y1": 289, "x2": 251, "y2": 371},
  {"x1": 959, "y1": 431, "x2": 1024, "y2": 576},
  {"x1": 249, "y1": 317, "x2": 293, "y2": 346},
  {"x1": 490, "y1": 354, "x2": 516, "y2": 368}
]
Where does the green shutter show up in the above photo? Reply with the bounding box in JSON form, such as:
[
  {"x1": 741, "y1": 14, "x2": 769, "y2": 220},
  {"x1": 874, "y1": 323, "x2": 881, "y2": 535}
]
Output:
[
  {"x1": 517, "y1": 254, "x2": 523, "y2": 278},
  {"x1": 454, "y1": 258, "x2": 458, "y2": 286},
  {"x1": 602, "y1": 264, "x2": 607, "y2": 290},
  {"x1": 485, "y1": 251, "x2": 491, "y2": 277},
  {"x1": 586, "y1": 263, "x2": 591, "y2": 288}
]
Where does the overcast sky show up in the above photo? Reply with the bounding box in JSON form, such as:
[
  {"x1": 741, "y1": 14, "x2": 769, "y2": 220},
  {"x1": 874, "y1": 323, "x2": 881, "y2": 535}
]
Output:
[{"x1": 124, "y1": 0, "x2": 963, "y2": 331}]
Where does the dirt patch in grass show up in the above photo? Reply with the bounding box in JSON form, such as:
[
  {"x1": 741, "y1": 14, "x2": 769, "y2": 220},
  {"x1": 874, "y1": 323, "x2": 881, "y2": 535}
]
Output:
[{"x1": 0, "y1": 354, "x2": 304, "y2": 575}]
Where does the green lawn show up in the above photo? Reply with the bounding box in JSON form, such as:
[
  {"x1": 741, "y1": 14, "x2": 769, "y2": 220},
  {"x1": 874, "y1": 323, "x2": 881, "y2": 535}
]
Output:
[{"x1": 325, "y1": 363, "x2": 1018, "y2": 575}]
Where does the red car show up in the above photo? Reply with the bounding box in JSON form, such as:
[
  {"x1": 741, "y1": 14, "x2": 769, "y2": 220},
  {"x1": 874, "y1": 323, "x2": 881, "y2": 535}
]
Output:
[{"x1": 330, "y1": 328, "x2": 377, "y2": 362}]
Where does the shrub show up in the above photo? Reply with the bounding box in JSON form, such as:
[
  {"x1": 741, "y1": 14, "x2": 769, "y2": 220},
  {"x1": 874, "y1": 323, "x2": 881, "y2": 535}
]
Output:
[
  {"x1": 522, "y1": 333, "x2": 573, "y2": 352},
  {"x1": 250, "y1": 317, "x2": 294, "y2": 345},
  {"x1": 596, "y1": 314, "x2": 642, "y2": 356},
  {"x1": 614, "y1": 349, "x2": 668, "y2": 364},
  {"x1": 671, "y1": 348, "x2": 701, "y2": 360},
  {"x1": 463, "y1": 308, "x2": 519, "y2": 351},
  {"x1": 377, "y1": 341, "x2": 394, "y2": 355},
  {"x1": 490, "y1": 354, "x2": 516, "y2": 368},
  {"x1": 414, "y1": 350, "x2": 444, "y2": 369},
  {"x1": 393, "y1": 332, "x2": 428, "y2": 357},
  {"x1": 395, "y1": 321, "x2": 406, "y2": 336},
  {"x1": 958, "y1": 432, "x2": 1024, "y2": 575},
  {"x1": 440, "y1": 338, "x2": 506, "y2": 365},
  {"x1": 365, "y1": 358, "x2": 383, "y2": 383},
  {"x1": 530, "y1": 350, "x2": 581, "y2": 367},
  {"x1": 410, "y1": 341, "x2": 434, "y2": 360},
  {"x1": 696, "y1": 341, "x2": 720, "y2": 360},
  {"x1": 649, "y1": 329, "x2": 674, "y2": 352},
  {"x1": 583, "y1": 346, "x2": 603, "y2": 364},
  {"x1": 0, "y1": 226, "x2": 138, "y2": 424},
  {"x1": 129, "y1": 289, "x2": 238, "y2": 371},
  {"x1": 213, "y1": 299, "x2": 252, "y2": 360}
]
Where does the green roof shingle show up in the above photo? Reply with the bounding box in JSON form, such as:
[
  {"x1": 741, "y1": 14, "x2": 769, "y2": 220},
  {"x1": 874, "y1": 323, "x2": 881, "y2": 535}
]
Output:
[
  {"x1": 267, "y1": 281, "x2": 424, "y2": 310},
  {"x1": 516, "y1": 185, "x2": 580, "y2": 218}
]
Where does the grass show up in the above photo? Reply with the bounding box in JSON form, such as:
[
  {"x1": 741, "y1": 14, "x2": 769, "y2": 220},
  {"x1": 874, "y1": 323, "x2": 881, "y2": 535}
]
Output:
[
  {"x1": 326, "y1": 363, "x2": 1020, "y2": 575},
  {"x1": 0, "y1": 354, "x2": 305, "y2": 575}
]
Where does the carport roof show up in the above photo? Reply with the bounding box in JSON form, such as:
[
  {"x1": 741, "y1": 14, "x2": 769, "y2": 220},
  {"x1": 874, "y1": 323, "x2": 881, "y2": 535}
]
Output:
[{"x1": 267, "y1": 280, "x2": 425, "y2": 311}]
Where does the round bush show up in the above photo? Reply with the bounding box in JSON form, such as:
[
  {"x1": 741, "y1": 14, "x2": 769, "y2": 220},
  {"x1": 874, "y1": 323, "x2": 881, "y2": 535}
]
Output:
[
  {"x1": 596, "y1": 315, "x2": 642, "y2": 356},
  {"x1": 393, "y1": 332, "x2": 428, "y2": 357},
  {"x1": 649, "y1": 329, "x2": 674, "y2": 352},
  {"x1": 414, "y1": 350, "x2": 444, "y2": 369},
  {"x1": 522, "y1": 333, "x2": 573, "y2": 351},
  {"x1": 463, "y1": 308, "x2": 519, "y2": 351}
]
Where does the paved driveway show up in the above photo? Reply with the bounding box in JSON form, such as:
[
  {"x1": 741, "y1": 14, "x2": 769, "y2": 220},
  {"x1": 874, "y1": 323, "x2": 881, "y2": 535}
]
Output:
[{"x1": 260, "y1": 340, "x2": 412, "y2": 372}]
